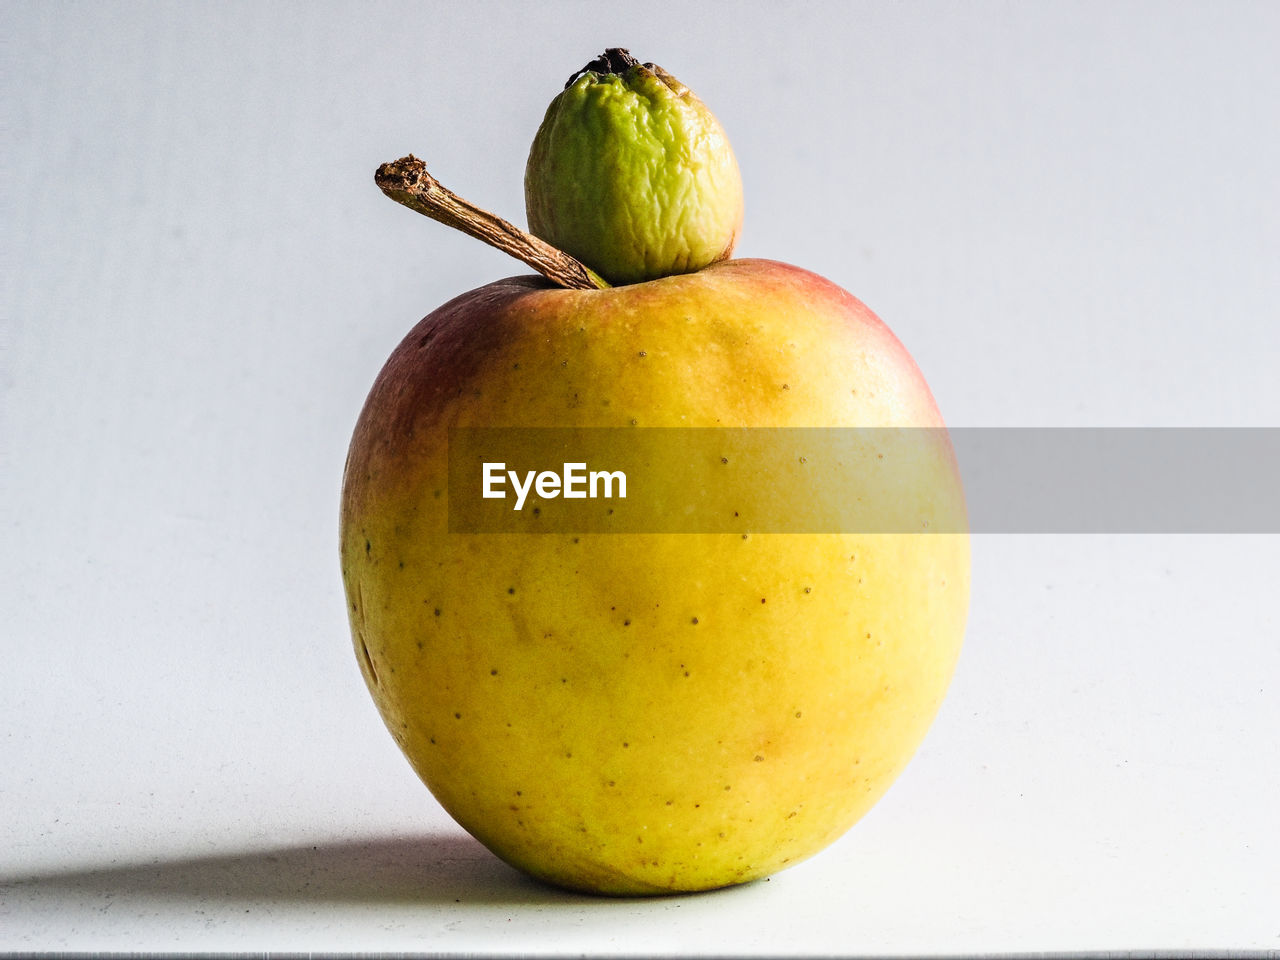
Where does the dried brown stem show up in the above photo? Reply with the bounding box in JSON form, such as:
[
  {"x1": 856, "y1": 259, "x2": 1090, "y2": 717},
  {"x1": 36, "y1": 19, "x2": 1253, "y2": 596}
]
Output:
[{"x1": 374, "y1": 155, "x2": 609, "y2": 291}]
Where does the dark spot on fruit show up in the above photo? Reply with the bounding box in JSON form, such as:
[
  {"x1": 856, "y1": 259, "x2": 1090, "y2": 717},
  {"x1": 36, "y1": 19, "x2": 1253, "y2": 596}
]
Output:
[
  {"x1": 623, "y1": 619, "x2": 630, "y2": 626},
  {"x1": 454, "y1": 712, "x2": 462, "y2": 719},
  {"x1": 804, "y1": 586, "x2": 812, "y2": 594},
  {"x1": 490, "y1": 668, "x2": 498, "y2": 676},
  {"x1": 691, "y1": 617, "x2": 699, "y2": 625},
  {"x1": 365, "y1": 540, "x2": 371, "y2": 554},
  {"x1": 508, "y1": 587, "x2": 516, "y2": 595},
  {"x1": 753, "y1": 755, "x2": 764, "y2": 762},
  {"x1": 638, "y1": 350, "x2": 647, "y2": 357},
  {"x1": 434, "y1": 608, "x2": 441, "y2": 616}
]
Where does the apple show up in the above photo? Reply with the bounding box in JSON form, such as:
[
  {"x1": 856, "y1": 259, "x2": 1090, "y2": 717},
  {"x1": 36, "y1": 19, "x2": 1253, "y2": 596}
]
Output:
[{"x1": 341, "y1": 50, "x2": 968, "y2": 895}]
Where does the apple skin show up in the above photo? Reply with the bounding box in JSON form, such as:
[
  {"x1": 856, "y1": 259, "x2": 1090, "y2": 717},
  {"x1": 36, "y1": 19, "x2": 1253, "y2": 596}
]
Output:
[{"x1": 340, "y1": 258, "x2": 968, "y2": 895}]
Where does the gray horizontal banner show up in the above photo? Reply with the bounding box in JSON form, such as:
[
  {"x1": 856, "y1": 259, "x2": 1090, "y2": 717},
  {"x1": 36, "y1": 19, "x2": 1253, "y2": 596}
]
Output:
[{"x1": 446, "y1": 428, "x2": 1280, "y2": 534}]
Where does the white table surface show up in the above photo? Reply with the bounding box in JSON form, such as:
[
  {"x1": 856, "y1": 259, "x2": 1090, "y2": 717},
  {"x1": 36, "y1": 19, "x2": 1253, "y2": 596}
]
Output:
[{"x1": 4, "y1": 1, "x2": 1277, "y2": 954}]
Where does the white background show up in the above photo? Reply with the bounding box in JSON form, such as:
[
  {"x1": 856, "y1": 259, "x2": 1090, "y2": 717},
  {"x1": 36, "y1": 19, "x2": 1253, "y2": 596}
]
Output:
[{"x1": 3, "y1": 0, "x2": 1277, "y2": 953}]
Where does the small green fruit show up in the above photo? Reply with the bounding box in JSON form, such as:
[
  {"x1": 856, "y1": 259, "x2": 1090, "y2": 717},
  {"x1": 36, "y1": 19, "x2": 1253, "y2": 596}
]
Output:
[{"x1": 525, "y1": 48, "x2": 743, "y2": 285}]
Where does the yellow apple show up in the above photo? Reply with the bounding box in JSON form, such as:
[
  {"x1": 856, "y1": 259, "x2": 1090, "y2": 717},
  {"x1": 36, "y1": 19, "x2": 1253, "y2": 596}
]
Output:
[{"x1": 340, "y1": 258, "x2": 969, "y2": 894}]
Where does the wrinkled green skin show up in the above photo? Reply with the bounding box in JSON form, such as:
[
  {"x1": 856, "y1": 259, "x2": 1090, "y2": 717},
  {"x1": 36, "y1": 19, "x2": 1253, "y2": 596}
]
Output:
[{"x1": 525, "y1": 65, "x2": 744, "y2": 286}]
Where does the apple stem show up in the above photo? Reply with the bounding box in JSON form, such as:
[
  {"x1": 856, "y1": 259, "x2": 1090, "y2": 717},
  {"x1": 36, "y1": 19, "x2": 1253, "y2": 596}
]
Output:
[{"x1": 375, "y1": 156, "x2": 610, "y2": 291}]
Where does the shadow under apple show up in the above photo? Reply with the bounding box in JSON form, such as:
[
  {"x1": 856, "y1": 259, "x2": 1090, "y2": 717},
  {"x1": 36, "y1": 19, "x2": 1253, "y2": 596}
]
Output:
[{"x1": 1, "y1": 832, "x2": 624, "y2": 908}]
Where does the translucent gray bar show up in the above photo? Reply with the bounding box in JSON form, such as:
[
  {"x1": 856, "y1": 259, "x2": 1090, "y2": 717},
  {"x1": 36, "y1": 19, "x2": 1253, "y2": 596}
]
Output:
[
  {"x1": 446, "y1": 428, "x2": 1280, "y2": 534},
  {"x1": 954, "y1": 428, "x2": 1279, "y2": 533}
]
